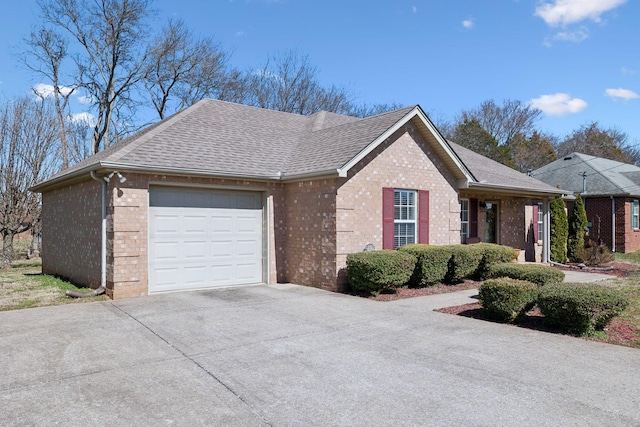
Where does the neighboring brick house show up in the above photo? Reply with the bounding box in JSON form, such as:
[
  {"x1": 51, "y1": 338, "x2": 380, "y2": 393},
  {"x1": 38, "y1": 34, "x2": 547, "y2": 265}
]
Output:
[
  {"x1": 533, "y1": 152, "x2": 640, "y2": 253},
  {"x1": 32, "y1": 99, "x2": 565, "y2": 299}
]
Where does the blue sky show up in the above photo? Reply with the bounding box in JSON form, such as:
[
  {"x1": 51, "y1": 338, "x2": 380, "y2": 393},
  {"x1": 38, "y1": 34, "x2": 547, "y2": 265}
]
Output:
[{"x1": 1, "y1": 0, "x2": 638, "y2": 145}]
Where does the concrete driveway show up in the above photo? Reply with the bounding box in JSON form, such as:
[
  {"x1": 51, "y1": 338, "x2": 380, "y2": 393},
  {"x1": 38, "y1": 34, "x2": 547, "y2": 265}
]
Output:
[{"x1": 2, "y1": 284, "x2": 639, "y2": 426}]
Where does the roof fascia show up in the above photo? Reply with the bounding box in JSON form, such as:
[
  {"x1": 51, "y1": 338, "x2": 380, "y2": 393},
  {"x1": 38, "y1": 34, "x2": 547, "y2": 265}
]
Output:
[
  {"x1": 31, "y1": 162, "x2": 284, "y2": 192},
  {"x1": 467, "y1": 181, "x2": 569, "y2": 198},
  {"x1": 337, "y1": 106, "x2": 475, "y2": 182}
]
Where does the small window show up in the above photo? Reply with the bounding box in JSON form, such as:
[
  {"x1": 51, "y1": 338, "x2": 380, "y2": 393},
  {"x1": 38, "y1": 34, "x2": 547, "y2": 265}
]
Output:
[
  {"x1": 632, "y1": 200, "x2": 639, "y2": 230},
  {"x1": 460, "y1": 199, "x2": 469, "y2": 243},
  {"x1": 537, "y1": 202, "x2": 543, "y2": 242},
  {"x1": 394, "y1": 190, "x2": 416, "y2": 249}
]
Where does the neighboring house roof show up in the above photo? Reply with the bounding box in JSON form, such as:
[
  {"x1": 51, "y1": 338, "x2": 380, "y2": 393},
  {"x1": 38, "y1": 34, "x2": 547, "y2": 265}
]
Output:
[
  {"x1": 32, "y1": 99, "x2": 564, "y2": 197},
  {"x1": 532, "y1": 152, "x2": 640, "y2": 197}
]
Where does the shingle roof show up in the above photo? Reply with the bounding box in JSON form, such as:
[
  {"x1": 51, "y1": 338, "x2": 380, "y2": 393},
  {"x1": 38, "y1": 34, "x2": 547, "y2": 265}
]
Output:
[
  {"x1": 532, "y1": 152, "x2": 640, "y2": 196},
  {"x1": 33, "y1": 99, "x2": 562, "y2": 197}
]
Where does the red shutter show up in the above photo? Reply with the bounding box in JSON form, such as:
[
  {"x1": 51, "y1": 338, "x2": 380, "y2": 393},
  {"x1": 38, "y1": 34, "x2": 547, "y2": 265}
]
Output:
[
  {"x1": 532, "y1": 203, "x2": 539, "y2": 242},
  {"x1": 382, "y1": 187, "x2": 395, "y2": 249},
  {"x1": 469, "y1": 198, "x2": 478, "y2": 238},
  {"x1": 418, "y1": 190, "x2": 430, "y2": 244}
]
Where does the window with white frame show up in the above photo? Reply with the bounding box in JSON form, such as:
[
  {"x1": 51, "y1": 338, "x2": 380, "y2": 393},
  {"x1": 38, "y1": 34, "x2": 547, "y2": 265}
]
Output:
[
  {"x1": 632, "y1": 200, "x2": 639, "y2": 230},
  {"x1": 394, "y1": 189, "x2": 416, "y2": 249},
  {"x1": 537, "y1": 202, "x2": 543, "y2": 242},
  {"x1": 460, "y1": 199, "x2": 469, "y2": 243}
]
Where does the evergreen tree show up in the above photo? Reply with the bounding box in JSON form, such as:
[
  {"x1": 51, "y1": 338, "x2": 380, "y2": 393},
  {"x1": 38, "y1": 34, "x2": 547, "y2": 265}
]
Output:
[
  {"x1": 567, "y1": 194, "x2": 588, "y2": 262},
  {"x1": 549, "y1": 197, "x2": 568, "y2": 263}
]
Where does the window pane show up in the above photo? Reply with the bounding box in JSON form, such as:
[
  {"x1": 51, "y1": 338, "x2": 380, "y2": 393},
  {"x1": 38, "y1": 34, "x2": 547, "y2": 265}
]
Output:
[{"x1": 394, "y1": 222, "x2": 416, "y2": 249}]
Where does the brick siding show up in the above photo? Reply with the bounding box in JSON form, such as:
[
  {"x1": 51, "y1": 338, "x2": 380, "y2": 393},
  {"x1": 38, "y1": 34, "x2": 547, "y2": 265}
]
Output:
[
  {"x1": 336, "y1": 126, "x2": 461, "y2": 288},
  {"x1": 41, "y1": 180, "x2": 102, "y2": 288}
]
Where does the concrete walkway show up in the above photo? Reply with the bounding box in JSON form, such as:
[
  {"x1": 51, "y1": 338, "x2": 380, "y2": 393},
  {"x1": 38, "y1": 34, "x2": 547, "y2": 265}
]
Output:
[{"x1": 2, "y1": 282, "x2": 640, "y2": 426}]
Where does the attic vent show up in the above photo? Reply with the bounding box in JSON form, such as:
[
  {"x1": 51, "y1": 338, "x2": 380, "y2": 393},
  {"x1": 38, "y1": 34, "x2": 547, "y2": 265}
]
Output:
[{"x1": 563, "y1": 155, "x2": 574, "y2": 160}]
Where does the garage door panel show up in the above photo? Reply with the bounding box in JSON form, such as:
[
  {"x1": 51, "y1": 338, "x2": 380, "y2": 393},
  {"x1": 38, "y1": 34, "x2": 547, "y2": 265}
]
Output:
[
  {"x1": 149, "y1": 187, "x2": 264, "y2": 293},
  {"x1": 153, "y1": 215, "x2": 180, "y2": 234},
  {"x1": 184, "y1": 215, "x2": 208, "y2": 233},
  {"x1": 184, "y1": 240, "x2": 207, "y2": 258},
  {"x1": 152, "y1": 241, "x2": 181, "y2": 260}
]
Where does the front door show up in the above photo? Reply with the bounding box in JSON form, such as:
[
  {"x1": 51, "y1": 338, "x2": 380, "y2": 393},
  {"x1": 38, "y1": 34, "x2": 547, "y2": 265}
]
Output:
[{"x1": 485, "y1": 202, "x2": 498, "y2": 243}]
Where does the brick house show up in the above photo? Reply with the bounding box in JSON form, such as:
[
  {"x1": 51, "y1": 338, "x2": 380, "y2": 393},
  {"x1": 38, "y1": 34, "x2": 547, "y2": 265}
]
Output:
[
  {"x1": 533, "y1": 152, "x2": 640, "y2": 253},
  {"x1": 32, "y1": 99, "x2": 565, "y2": 299}
]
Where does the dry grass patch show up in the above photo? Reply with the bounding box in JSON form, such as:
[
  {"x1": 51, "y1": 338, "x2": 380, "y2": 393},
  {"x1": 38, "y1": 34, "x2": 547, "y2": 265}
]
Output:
[{"x1": 0, "y1": 260, "x2": 106, "y2": 311}]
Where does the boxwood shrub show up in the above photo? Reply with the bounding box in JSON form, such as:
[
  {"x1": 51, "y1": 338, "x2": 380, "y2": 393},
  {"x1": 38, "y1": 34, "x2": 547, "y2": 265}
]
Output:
[
  {"x1": 538, "y1": 283, "x2": 629, "y2": 335},
  {"x1": 489, "y1": 263, "x2": 564, "y2": 286},
  {"x1": 346, "y1": 250, "x2": 416, "y2": 294},
  {"x1": 478, "y1": 278, "x2": 538, "y2": 322},
  {"x1": 474, "y1": 243, "x2": 517, "y2": 280},
  {"x1": 398, "y1": 244, "x2": 452, "y2": 286},
  {"x1": 446, "y1": 245, "x2": 485, "y2": 283}
]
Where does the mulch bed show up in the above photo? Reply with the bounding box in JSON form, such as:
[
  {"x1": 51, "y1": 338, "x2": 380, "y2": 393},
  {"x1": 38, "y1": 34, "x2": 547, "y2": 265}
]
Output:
[{"x1": 366, "y1": 262, "x2": 640, "y2": 348}]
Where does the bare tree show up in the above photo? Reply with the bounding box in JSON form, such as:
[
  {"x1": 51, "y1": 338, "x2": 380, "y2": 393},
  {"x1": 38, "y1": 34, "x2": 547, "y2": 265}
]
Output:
[
  {"x1": 556, "y1": 122, "x2": 639, "y2": 164},
  {"x1": 38, "y1": 0, "x2": 151, "y2": 154},
  {"x1": 349, "y1": 102, "x2": 406, "y2": 118},
  {"x1": 509, "y1": 131, "x2": 558, "y2": 173},
  {"x1": 21, "y1": 27, "x2": 75, "y2": 169},
  {"x1": 142, "y1": 19, "x2": 241, "y2": 120},
  {"x1": 457, "y1": 99, "x2": 542, "y2": 146},
  {"x1": 0, "y1": 97, "x2": 59, "y2": 267},
  {"x1": 244, "y1": 50, "x2": 353, "y2": 115}
]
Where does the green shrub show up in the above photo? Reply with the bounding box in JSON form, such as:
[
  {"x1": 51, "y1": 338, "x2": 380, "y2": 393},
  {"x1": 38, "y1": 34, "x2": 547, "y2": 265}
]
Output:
[
  {"x1": 473, "y1": 243, "x2": 516, "y2": 280},
  {"x1": 550, "y1": 197, "x2": 568, "y2": 263},
  {"x1": 446, "y1": 245, "x2": 484, "y2": 283},
  {"x1": 398, "y1": 244, "x2": 452, "y2": 286},
  {"x1": 479, "y1": 278, "x2": 538, "y2": 322},
  {"x1": 538, "y1": 283, "x2": 629, "y2": 335},
  {"x1": 399, "y1": 243, "x2": 517, "y2": 286},
  {"x1": 346, "y1": 250, "x2": 416, "y2": 294},
  {"x1": 489, "y1": 263, "x2": 564, "y2": 286},
  {"x1": 567, "y1": 194, "x2": 588, "y2": 263}
]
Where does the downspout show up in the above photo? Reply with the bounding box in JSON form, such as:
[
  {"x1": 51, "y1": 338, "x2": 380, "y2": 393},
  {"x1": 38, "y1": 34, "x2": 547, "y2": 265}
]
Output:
[
  {"x1": 611, "y1": 196, "x2": 616, "y2": 252},
  {"x1": 66, "y1": 171, "x2": 106, "y2": 298}
]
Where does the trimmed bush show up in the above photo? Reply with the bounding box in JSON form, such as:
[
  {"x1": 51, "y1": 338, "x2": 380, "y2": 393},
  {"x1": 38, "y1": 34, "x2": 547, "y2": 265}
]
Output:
[
  {"x1": 479, "y1": 278, "x2": 538, "y2": 322},
  {"x1": 399, "y1": 244, "x2": 452, "y2": 286},
  {"x1": 473, "y1": 243, "x2": 516, "y2": 280},
  {"x1": 489, "y1": 263, "x2": 564, "y2": 286},
  {"x1": 538, "y1": 283, "x2": 629, "y2": 335},
  {"x1": 446, "y1": 245, "x2": 484, "y2": 283},
  {"x1": 399, "y1": 243, "x2": 517, "y2": 286},
  {"x1": 346, "y1": 250, "x2": 416, "y2": 294}
]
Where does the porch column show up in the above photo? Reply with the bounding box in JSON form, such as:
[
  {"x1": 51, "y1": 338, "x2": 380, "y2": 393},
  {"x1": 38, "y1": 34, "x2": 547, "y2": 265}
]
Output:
[{"x1": 543, "y1": 199, "x2": 550, "y2": 263}]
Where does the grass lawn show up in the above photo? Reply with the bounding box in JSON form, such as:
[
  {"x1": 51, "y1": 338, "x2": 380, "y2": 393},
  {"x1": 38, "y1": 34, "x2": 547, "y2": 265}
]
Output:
[{"x1": 0, "y1": 259, "x2": 106, "y2": 311}]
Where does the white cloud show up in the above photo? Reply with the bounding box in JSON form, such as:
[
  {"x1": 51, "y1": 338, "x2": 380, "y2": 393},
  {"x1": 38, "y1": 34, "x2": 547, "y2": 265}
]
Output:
[
  {"x1": 68, "y1": 112, "x2": 97, "y2": 126},
  {"x1": 621, "y1": 67, "x2": 636, "y2": 75},
  {"x1": 530, "y1": 93, "x2": 588, "y2": 116},
  {"x1": 553, "y1": 27, "x2": 589, "y2": 42},
  {"x1": 32, "y1": 83, "x2": 74, "y2": 98},
  {"x1": 535, "y1": 0, "x2": 627, "y2": 26},
  {"x1": 412, "y1": 6, "x2": 417, "y2": 13},
  {"x1": 462, "y1": 18, "x2": 474, "y2": 29},
  {"x1": 77, "y1": 95, "x2": 93, "y2": 105},
  {"x1": 605, "y1": 88, "x2": 639, "y2": 100}
]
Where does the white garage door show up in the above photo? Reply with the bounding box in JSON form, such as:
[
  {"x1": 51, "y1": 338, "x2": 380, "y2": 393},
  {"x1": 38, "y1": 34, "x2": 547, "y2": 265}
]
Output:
[{"x1": 148, "y1": 186, "x2": 264, "y2": 293}]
